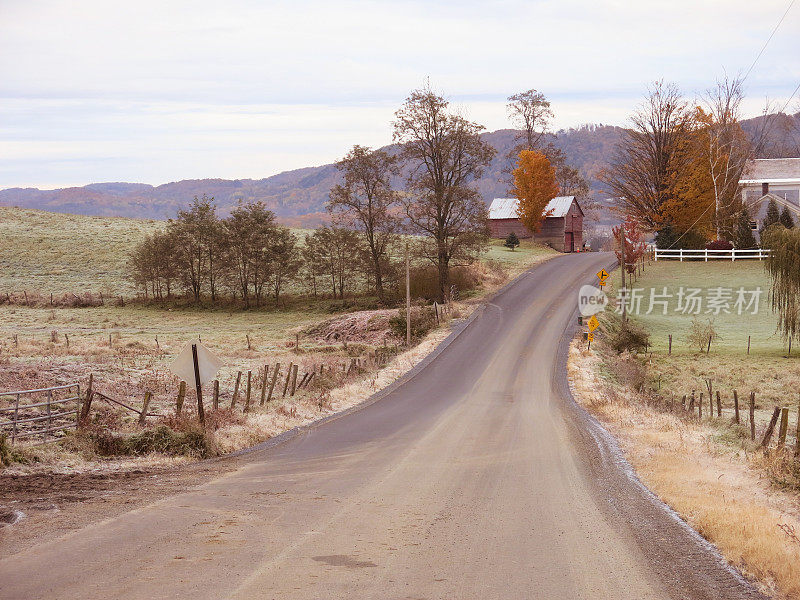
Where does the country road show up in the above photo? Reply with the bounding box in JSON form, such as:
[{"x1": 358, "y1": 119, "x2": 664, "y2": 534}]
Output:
[{"x1": 0, "y1": 252, "x2": 765, "y2": 600}]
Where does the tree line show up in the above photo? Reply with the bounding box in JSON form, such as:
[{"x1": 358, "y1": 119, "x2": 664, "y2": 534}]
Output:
[
  {"x1": 601, "y1": 77, "x2": 792, "y2": 249},
  {"x1": 131, "y1": 84, "x2": 590, "y2": 305}
]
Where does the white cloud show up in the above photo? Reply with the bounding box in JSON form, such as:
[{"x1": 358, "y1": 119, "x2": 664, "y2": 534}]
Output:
[{"x1": 0, "y1": 0, "x2": 797, "y2": 188}]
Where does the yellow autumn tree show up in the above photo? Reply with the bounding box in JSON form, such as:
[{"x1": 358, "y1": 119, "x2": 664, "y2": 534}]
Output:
[{"x1": 511, "y1": 150, "x2": 559, "y2": 233}]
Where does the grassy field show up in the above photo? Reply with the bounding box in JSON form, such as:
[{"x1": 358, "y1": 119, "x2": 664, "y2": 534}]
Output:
[
  {"x1": 0, "y1": 207, "x2": 557, "y2": 467},
  {"x1": 0, "y1": 207, "x2": 165, "y2": 296},
  {"x1": 0, "y1": 206, "x2": 553, "y2": 297},
  {"x1": 584, "y1": 260, "x2": 800, "y2": 599},
  {"x1": 601, "y1": 258, "x2": 800, "y2": 432}
]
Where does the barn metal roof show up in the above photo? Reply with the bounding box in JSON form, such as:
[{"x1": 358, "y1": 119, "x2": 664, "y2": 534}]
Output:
[{"x1": 488, "y1": 196, "x2": 576, "y2": 219}]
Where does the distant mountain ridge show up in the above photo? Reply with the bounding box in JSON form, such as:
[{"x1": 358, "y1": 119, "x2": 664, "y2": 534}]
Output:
[{"x1": 2, "y1": 113, "x2": 797, "y2": 227}]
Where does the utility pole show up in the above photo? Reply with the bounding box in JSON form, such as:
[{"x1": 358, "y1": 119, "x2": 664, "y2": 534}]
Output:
[
  {"x1": 406, "y1": 243, "x2": 411, "y2": 346},
  {"x1": 619, "y1": 223, "x2": 627, "y2": 323}
]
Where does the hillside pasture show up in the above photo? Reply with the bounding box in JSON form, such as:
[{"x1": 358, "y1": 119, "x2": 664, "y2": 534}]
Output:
[{"x1": 609, "y1": 259, "x2": 800, "y2": 426}]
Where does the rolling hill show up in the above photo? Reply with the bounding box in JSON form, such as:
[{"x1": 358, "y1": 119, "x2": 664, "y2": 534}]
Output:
[{"x1": 1, "y1": 113, "x2": 797, "y2": 227}]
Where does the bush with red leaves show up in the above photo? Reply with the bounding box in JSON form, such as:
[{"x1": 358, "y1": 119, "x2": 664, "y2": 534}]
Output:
[{"x1": 705, "y1": 240, "x2": 734, "y2": 250}]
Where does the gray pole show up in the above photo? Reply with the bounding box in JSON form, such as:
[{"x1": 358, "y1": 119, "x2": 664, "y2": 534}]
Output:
[
  {"x1": 620, "y1": 225, "x2": 627, "y2": 322},
  {"x1": 191, "y1": 343, "x2": 205, "y2": 424},
  {"x1": 406, "y1": 243, "x2": 411, "y2": 346}
]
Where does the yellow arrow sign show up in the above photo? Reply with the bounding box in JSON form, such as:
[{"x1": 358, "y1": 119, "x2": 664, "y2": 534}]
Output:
[
  {"x1": 587, "y1": 315, "x2": 599, "y2": 331},
  {"x1": 596, "y1": 269, "x2": 610, "y2": 282},
  {"x1": 587, "y1": 332, "x2": 595, "y2": 342}
]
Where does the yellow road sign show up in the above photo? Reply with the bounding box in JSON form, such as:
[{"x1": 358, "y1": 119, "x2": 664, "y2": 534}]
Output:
[
  {"x1": 596, "y1": 269, "x2": 610, "y2": 282},
  {"x1": 587, "y1": 315, "x2": 599, "y2": 331},
  {"x1": 598, "y1": 281, "x2": 606, "y2": 287},
  {"x1": 587, "y1": 332, "x2": 594, "y2": 342}
]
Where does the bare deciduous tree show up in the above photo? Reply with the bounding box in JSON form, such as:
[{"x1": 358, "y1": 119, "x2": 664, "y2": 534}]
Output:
[
  {"x1": 223, "y1": 201, "x2": 276, "y2": 308},
  {"x1": 701, "y1": 76, "x2": 752, "y2": 239},
  {"x1": 393, "y1": 86, "x2": 495, "y2": 301},
  {"x1": 329, "y1": 145, "x2": 399, "y2": 302},
  {"x1": 168, "y1": 195, "x2": 220, "y2": 301},
  {"x1": 601, "y1": 81, "x2": 690, "y2": 229},
  {"x1": 507, "y1": 89, "x2": 553, "y2": 152}
]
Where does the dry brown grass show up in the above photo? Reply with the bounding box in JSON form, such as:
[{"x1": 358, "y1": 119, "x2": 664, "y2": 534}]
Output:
[{"x1": 569, "y1": 341, "x2": 800, "y2": 600}]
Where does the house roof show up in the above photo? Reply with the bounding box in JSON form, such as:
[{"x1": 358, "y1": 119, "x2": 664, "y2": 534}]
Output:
[
  {"x1": 488, "y1": 196, "x2": 578, "y2": 220},
  {"x1": 750, "y1": 193, "x2": 800, "y2": 215},
  {"x1": 740, "y1": 158, "x2": 800, "y2": 183}
]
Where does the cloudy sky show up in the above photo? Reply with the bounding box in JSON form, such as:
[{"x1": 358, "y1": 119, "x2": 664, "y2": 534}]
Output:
[{"x1": 1, "y1": 0, "x2": 798, "y2": 189}]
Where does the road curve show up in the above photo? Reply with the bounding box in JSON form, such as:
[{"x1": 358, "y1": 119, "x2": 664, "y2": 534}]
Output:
[{"x1": 0, "y1": 253, "x2": 765, "y2": 600}]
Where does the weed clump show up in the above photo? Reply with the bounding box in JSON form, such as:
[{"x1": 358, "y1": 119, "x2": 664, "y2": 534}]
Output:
[
  {"x1": 86, "y1": 425, "x2": 217, "y2": 458},
  {"x1": 389, "y1": 306, "x2": 438, "y2": 342},
  {"x1": 0, "y1": 434, "x2": 27, "y2": 467}
]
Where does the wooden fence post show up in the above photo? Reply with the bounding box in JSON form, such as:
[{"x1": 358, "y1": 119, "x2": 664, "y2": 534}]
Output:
[
  {"x1": 689, "y1": 390, "x2": 695, "y2": 413},
  {"x1": 298, "y1": 372, "x2": 309, "y2": 389},
  {"x1": 231, "y1": 371, "x2": 242, "y2": 408},
  {"x1": 749, "y1": 392, "x2": 756, "y2": 441},
  {"x1": 290, "y1": 364, "x2": 299, "y2": 396},
  {"x1": 212, "y1": 379, "x2": 219, "y2": 410},
  {"x1": 259, "y1": 365, "x2": 268, "y2": 406},
  {"x1": 266, "y1": 363, "x2": 280, "y2": 403},
  {"x1": 698, "y1": 393, "x2": 703, "y2": 419},
  {"x1": 176, "y1": 381, "x2": 186, "y2": 415},
  {"x1": 733, "y1": 390, "x2": 740, "y2": 424},
  {"x1": 715, "y1": 391, "x2": 721, "y2": 417},
  {"x1": 747, "y1": 335, "x2": 751, "y2": 355},
  {"x1": 795, "y1": 400, "x2": 800, "y2": 457},
  {"x1": 668, "y1": 334, "x2": 672, "y2": 355},
  {"x1": 244, "y1": 370, "x2": 252, "y2": 412},
  {"x1": 777, "y1": 407, "x2": 789, "y2": 448},
  {"x1": 45, "y1": 389, "x2": 52, "y2": 443},
  {"x1": 283, "y1": 362, "x2": 293, "y2": 397},
  {"x1": 80, "y1": 373, "x2": 94, "y2": 423},
  {"x1": 760, "y1": 407, "x2": 781, "y2": 449},
  {"x1": 139, "y1": 391, "x2": 152, "y2": 425}
]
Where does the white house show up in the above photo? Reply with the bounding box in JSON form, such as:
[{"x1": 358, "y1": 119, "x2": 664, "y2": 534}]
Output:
[{"x1": 740, "y1": 158, "x2": 800, "y2": 228}]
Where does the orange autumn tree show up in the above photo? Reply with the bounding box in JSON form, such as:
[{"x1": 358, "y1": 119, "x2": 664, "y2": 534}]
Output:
[
  {"x1": 660, "y1": 109, "x2": 715, "y2": 238},
  {"x1": 511, "y1": 150, "x2": 559, "y2": 233}
]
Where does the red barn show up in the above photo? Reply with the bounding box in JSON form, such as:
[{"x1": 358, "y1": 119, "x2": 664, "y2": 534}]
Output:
[{"x1": 488, "y1": 196, "x2": 584, "y2": 252}]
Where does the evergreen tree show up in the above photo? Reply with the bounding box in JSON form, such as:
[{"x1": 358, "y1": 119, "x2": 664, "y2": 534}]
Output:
[
  {"x1": 733, "y1": 210, "x2": 757, "y2": 249},
  {"x1": 761, "y1": 198, "x2": 780, "y2": 235},
  {"x1": 779, "y1": 205, "x2": 795, "y2": 229},
  {"x1": 504, "y1": 231, "x2": 520, "y2": 251}
]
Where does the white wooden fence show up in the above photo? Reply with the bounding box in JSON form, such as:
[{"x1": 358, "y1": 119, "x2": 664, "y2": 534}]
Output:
[{"x1": 653, "y1": 248, "x2": 770, "y2": 262}]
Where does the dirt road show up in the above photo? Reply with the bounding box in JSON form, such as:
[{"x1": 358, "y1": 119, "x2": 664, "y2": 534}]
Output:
[{"x1": 0, "y1": 253, "x2": 765, "y2": 599}]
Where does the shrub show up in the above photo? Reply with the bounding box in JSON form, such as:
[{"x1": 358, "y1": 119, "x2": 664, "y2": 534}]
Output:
[
  {"x1": 654, "y1": 225, "x2": 707, "y2": 250},
  {"x1": 408, "y1": 265, "x2": 481, "y2": 302},
  {"x1": 705, "y1": 239, "x2": 733, "y2": 250},
  {"x1": 686, "y1": 317, "x2": 718, "y2": 352},
  {"x1": 389, "y1": 305, "x2": 438, "y2": 341},
  {"x1": 609, "y1": 321, "x2": 650, "y2": 354}
]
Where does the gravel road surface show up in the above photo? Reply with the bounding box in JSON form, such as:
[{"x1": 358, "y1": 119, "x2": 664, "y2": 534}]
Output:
[{"x1": 0, "y1": 253, "x2": 766, "y2": 599}]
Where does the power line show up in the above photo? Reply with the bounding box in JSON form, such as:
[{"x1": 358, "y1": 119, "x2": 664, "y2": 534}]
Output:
[
  {"x1": 778, "y1": 79, "x2": 800, "y2": 115},
  {"x1": 742, "y1": 0, "x2": 795, "y2": 84}
]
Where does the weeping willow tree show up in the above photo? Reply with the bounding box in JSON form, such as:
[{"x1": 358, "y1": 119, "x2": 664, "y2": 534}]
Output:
[{"x1": 763, "y1": 225, "x2": 800, "y2": 344}]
